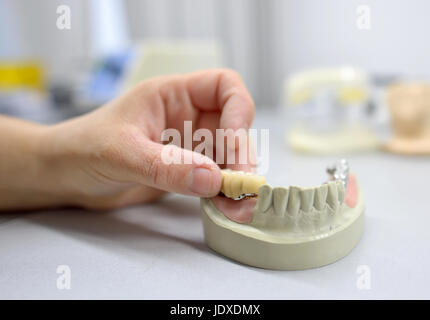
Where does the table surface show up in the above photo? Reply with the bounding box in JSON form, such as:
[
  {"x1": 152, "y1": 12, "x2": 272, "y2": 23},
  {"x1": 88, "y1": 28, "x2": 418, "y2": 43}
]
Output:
[{"x1": 1, "y1": 110, "x2": 429, "y2": 299}]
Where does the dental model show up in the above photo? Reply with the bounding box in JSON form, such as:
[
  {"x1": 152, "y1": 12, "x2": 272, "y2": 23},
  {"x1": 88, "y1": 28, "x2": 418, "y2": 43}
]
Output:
[
  {"x1": 284, "y1": 67, "x2": 379, "y2": 154},
  {"x1": 201, "y1": 160, "x2": 364, "y2": 270},
  {"x1": 384, "y1": 83, "x2": 430, "y2": 155}
]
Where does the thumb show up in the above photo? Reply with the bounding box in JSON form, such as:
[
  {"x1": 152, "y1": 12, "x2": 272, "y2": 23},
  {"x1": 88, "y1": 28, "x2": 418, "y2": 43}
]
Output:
[{"x1": 136, "y1": 140, "x2": 222, "y2": 197}]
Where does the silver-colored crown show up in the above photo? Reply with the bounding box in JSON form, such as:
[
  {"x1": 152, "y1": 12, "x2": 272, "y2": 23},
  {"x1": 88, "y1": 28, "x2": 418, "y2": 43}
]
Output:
[{"x1": 327, "y1": 159, "x2": 350, "y2": 189}]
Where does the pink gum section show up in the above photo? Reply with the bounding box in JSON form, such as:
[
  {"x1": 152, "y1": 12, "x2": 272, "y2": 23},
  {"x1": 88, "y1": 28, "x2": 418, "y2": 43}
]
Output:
[
  {"x1": 211, "y1": 196, "x2": 256, "y2": 223},
  {"x1": 345, "y1": 174, "x2": 358, "y2": 208}
]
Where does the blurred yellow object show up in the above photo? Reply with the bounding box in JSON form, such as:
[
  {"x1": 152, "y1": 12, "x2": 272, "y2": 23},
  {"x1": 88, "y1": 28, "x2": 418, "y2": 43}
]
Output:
[
  {"x1": 287, "y1": 125, "x2": 379, "y2": 154},
  {"x1": 283, "y1": 67, "x2": 378, "y2": 154},
  {"x1": 286, "y1": 67, "x2": 369, "y2": 106},
  {"x1": 338, "y1": 87, "x2": 368, "y2": 104},
  {"x1": 289, "y1": 88, "x2": 312, "y2": 105},
  {"x1": 121, "y1": 40, "x2": 224, "y2": 92},
  {"x1": 0, "y1": 62, "x2": 45, "y2": 92}
]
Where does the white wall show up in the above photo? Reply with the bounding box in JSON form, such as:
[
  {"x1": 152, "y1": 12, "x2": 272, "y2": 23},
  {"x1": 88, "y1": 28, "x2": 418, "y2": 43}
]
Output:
[
  {"x1": 0, "y1": 0, "x2": 89, "y2": 79},
  {"x1": 127, "y1": 0, "x2": 430, "y2": 104},
  {"x1": 1, "y1": 0, "x2": 430, "y2": 105}
]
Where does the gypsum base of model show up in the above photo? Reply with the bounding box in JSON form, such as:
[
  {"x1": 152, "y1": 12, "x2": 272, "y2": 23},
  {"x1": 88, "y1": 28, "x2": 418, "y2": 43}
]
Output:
[
  {"x1": 383, "y1": 137, "x2": 430, "y2": 155},
  {"x1": 200, "y1": 160, "x2": 364, "y2": 270},
  {"x1": 287, "y1": 125, "x2": 379, "y2": 154}
]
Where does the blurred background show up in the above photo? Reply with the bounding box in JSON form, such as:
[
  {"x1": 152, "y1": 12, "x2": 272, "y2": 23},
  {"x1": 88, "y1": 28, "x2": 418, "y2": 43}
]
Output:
[
  {"x1": 2, "y1": 1, "x2": 430, "y2": 299},
  {"x1": 1, "y1": 0, "x2": 430, "y2": 154}
]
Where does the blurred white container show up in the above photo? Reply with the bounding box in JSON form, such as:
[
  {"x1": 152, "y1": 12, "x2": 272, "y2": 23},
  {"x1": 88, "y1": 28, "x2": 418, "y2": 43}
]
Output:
[
  {"x1": 121, "y1": 39, "x2": 224, "y2": 91},
  {"x1": 283, "y1": 66, "x2": 380, "y2": 154}
]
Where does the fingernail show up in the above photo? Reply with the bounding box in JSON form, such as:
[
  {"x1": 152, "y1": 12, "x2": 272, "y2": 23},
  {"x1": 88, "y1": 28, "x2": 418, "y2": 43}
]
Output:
[{"x1": 188, "y1": 167, "x2": 219, "y2": 196}]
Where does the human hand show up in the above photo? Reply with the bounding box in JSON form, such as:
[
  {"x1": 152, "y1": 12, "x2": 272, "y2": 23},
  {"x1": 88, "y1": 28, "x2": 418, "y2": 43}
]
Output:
[{"x1": 33, "y1": 69, "x2": 255, "y2": 211}]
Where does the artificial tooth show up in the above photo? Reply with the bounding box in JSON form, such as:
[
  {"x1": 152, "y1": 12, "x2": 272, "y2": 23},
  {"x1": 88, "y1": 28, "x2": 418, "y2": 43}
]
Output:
[
  {"x1": 232, "y1": 177, "x2": 242, "y2": 199},
  {"x1": 242, "y1": 174, "x2": 266, "y2": 195},
  {"x1": 314, "y1": 184, "x2": 328, "y2": 210},
  {"x1": 287, "y1": 186, "x2": 301, "y2": 217},
  {"x1": 220, "y1": 169, "x2": 266, "y2": 199},
  {"x1": 273, "y1": 187, "x2": 289, "y2": 217},
  {"x1": 326, "y1": 181, "x2": 339, "y2": 211},
  {"x1": 300, "y1": 188, "x2": 315, "y2": 212},
  {"x1": 255, "y1": 185, "x2": 273, "y2": 212},
  {"x1": 336, "y1": 180, "x2": 346, "y2": 204},
  {"x1": 223, "y1": 174, "x2": 232, "y2": 197}
]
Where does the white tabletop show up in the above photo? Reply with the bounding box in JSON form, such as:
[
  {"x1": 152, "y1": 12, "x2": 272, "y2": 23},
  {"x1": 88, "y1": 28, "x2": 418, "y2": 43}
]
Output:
[{"x1": 1, "y1": 111, "x2": 429, "y2": 299}]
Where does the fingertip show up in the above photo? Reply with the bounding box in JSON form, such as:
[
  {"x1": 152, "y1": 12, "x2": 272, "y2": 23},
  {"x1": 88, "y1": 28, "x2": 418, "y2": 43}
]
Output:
[
  {"x1": 187, "y1": 165, "x2": 222, "y2": 197},
  {"x1": 220, "y1": 102, "x2": 253, "y2": 132}
]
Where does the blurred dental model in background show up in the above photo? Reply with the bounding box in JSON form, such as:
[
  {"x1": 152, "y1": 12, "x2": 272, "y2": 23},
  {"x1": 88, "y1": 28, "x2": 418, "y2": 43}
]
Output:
[
  {"x1": 284, "y1": 66, "x2": 380, "y2": 154},
  {"x1": 384, "y1": 83, "x2": 430, "y2": 155}
]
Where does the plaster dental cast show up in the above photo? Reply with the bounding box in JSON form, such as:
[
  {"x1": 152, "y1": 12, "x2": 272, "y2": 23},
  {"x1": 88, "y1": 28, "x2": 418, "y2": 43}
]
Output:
[
  {"x1": 285, "y1": 67, "x2": 379, "y2": 154},
  {"x1": 202, "y1": 159, "x2": 364, "y2": 270},
  {"x1": 384, "y1": 82, "x2": 430, "y2": 155}
]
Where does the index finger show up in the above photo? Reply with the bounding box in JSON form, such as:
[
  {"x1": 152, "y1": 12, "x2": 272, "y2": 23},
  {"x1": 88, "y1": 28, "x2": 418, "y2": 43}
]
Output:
[{"x1": 186, "y1": 68, "x2": 255, "y2": 131}]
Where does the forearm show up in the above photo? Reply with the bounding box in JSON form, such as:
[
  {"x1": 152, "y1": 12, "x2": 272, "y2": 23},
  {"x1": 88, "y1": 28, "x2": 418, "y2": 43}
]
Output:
[
  {"x1": 0, "y1": 115, "x2": 64, "y2": 210},
  {"x1": 0, "y1": 70, "x2": 254, "y2": 211}
]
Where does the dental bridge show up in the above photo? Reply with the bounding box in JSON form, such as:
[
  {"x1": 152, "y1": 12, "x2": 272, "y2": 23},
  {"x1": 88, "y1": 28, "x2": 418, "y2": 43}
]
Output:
[{"x1": 201, "y1": 159, "x2": 364, "y2": 270}]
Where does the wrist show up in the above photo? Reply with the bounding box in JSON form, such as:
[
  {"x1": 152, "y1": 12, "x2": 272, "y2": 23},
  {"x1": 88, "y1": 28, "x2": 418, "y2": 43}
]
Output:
[
  {"x1": 35, "y1": 122, "x2": 82, "y2": 207},
  {"x1": 0, "y1": 118, "x2": 69, "y2": 210},
  {"x1": 36, "y1": 116, "x2": 111, "y2": 209}
]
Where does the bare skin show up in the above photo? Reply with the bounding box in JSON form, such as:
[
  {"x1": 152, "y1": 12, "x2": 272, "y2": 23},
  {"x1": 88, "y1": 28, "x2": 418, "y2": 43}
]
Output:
[{"x1": 0, "y1": 69, "x2": 255, "y2": 212}]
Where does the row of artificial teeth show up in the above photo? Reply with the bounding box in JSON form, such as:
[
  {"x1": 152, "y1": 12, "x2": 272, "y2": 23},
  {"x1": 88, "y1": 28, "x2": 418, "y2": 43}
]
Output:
[{"x1": 254, "y1": 180, "x2": 346, "y2": 217}]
